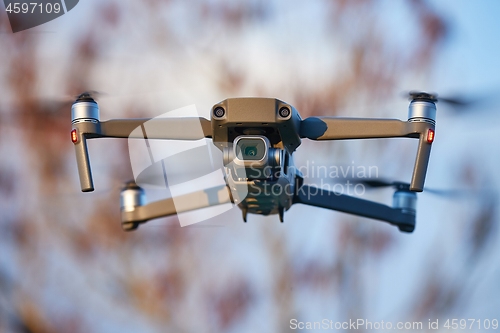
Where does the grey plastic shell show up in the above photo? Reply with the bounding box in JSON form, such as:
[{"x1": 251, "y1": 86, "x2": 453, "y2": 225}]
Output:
[{"x1": 210, "y1": 98, "x2": 302, "y2": 154}]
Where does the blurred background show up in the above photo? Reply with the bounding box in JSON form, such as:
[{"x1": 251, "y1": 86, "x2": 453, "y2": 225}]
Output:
[{"x1": 0, "y1": 0, "x2": 499, "y2": 332}]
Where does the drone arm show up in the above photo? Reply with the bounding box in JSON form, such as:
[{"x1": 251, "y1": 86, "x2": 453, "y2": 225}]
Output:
[
  {"x1": 412, "y1": 131, "x2": 433, "y2": 192},
  {"x1": 72, "y1": 117, "x2": 212, "y2": 192},
  {"x1": 73, "y1": 132, "x2": 94, "y2": 192},
  {"x1": 300, "y1": 118, "x2": 434, "y2": 191},
  {"x1": 300, "y1": 117, "x2": 410, "y2": 140},
  {"x1": 121, "y1": 185, "x2": 232, "y2": 227},
  {"x1": 72, "y1": 122, "x2": 100, "y2": 192},
  {"x1": 293, "y1": 185, "x2": 415, "y2": 232},
  {"x1": 99, "y1": 117, "x2": 212, "y2": 139}
]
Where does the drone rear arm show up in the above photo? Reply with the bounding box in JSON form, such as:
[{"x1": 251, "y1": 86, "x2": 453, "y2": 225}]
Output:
[
  {"x1": 300, "y1": 118, "x2": 434, "y2": 192},
  {"x1": 121, "y1": 185, "x2": 232, "y2": 230},
  {"x1": 293, "y1": 184, "x2": 415, "y2": 232}
]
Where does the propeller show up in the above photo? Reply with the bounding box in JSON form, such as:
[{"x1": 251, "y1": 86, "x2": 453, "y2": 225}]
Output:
[
  {"x1": 347, "y1": 179, "x2": 411, "y2": 191},
  {"x1": 30, "y1": 90, "x2": 104, "y2": 107},
  {"x1": 0, "y1": 90, "x2": 107, "y2": 131},
  {"x1": 46, "y1": 90, "x2": 105, "y2": 109},
  {"x1": 406, "y1": 90, "x2": 489, "y2": 110},
  {"x1": 73, "y1": 90, "x2": 105, "y2": 103},
  {"x1": 1, "y1": 90, "x2": 105, "y2": 121},
  {"x1": 337, "y1": 177, "x2": 491, "y2": 198}
]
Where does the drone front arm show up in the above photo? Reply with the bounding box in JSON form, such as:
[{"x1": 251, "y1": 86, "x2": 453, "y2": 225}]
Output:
[
  {"x1": 293, "y1": 185, "x2": 415, "y2": 232},
  {"x1": 73, "y1": 131, "x2": 94, "y2": 191},
  {"x1": 99, "y1": 117, "x2": 212, "y2": 139},
  {"x1": 121, "y1": 185, "x2": 232, "y2": 229},
  {"x1": 300, "y1": 117, "x2": 411, "y2": 140},
  {"x1": 72, "y1": 117, "x2": 211, "y2": 192},
  {"x1": 300, "y1": 118, "x2": 434, "y2": 191}
]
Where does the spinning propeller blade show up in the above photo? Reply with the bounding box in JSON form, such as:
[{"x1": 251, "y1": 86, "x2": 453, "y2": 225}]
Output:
[
  {"x1": 339, "y1": 177, "x2": 491, "y2": 198},
  {"x1": 406, "y1": 90, "x2": 492, "y2": 111}
]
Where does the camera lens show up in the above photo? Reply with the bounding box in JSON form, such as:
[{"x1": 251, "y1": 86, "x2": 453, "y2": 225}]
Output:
[
  {"x1": 236, "y1": 138, "x2": 266, "y2": 161},
  {"x1": 244, "y1": 146, "x2": 258, "y2": 157},
  {"x1": 213, "y1": 107, "x2": 225, "y2": 118}
]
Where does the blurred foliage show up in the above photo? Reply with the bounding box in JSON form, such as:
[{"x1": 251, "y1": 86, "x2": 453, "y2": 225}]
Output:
[{"x1": 0, "y1": 1, "x2": 498, "y2": 332}]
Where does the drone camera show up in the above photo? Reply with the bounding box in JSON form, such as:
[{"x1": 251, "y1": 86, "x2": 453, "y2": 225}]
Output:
[
  {"x1": 224, "y1": 135, "x2": 282, "y2": 179},
  {"x1": 235, "y1": 137, "x2": 268, "y2": 162},
  {"x1": 227, "y1": 136, "x2": 271, "y2": 168}
]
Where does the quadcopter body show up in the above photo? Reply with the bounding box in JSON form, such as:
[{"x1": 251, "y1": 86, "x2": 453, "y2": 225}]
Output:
[
  {"x1": 71, "y1": 93, "x2": 437, "y2": 232},
  {"x1": 212, "y1": 98, "x2": 301, "y2": 221}
]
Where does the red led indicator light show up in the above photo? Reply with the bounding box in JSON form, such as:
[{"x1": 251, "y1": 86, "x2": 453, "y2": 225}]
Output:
[
  {"x1": 427, "y1": 129, "x2": 435, "y2": 143},
  {"x1": 71, "y1": 129, "x2": 78, "y2": 143}
]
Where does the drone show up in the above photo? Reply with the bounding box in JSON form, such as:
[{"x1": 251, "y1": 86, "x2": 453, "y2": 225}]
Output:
[{"x1": 71, "y1": 91, "x2": 438, "y2": 233}]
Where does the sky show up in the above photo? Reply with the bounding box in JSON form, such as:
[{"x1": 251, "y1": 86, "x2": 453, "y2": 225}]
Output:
[
  {"x1": 432, "y1": 0, "x2": 500, "y2": 91},
  {"x1": 1, "y1": 1, "x2": 500, "y2": 332}
]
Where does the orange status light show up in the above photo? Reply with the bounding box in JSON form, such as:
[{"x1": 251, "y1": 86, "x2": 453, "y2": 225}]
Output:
[
  {"x1": 71, "y1": 129, "x2": 78, "y2": 143},
  {"x1": 427, "y1": 129, "x2": 435, "y2": 143}
]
